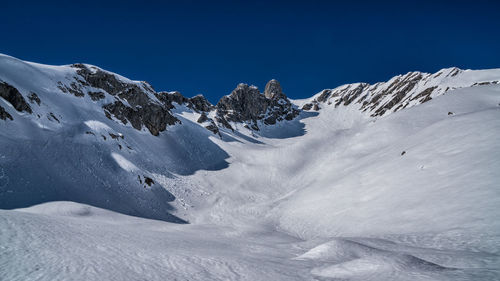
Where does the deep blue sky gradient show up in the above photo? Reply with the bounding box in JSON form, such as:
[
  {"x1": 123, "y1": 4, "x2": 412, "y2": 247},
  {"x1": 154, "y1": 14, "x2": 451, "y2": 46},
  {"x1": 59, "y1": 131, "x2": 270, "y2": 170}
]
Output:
[{"x1": 2, "y1": 0, "x2": 500, "y2": 103}]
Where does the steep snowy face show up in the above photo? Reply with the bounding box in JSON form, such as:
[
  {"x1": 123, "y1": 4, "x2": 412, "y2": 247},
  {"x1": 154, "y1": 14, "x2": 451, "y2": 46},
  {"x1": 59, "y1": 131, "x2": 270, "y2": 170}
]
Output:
[
  {"x1": 0, "y1": 54, "x2": 231, "y2": 222},
  {"x1": 301, "y1": 67, "x2": 500, "y2": 117}
]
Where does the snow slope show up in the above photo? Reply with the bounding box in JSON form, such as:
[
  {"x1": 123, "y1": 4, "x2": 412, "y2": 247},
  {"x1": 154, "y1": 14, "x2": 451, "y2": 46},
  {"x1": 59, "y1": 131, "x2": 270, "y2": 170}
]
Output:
[
  {"x1": 0, "y1": 53, "x2": 229, "y2": 222},
  {"x1": 1, "y1": 54, "x2": 500, "y2": 280},
  {"x1": 276, "y1": 85, "x2": 500, "y2": 238}
]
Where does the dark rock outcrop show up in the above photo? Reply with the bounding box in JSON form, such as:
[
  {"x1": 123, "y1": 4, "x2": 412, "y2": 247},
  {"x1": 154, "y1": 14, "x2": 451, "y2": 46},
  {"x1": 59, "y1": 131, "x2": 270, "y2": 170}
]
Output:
[
  {"x1": 69, "y1": 64, "x2": 179, "y2": 136},
  {"x1": 57, "y1": 81, "x2": 85, "y2": 97},
  {"x1": 144, "y1": 176, "x2": 154, "y2": 187},
  {"x1": 372, "y1": 73, "x2": 422, "y2": 116},
  {"x1": 109, "y1": 133, "x2": 123, "y2": 140},
  {"x1": 215, "y1": 114, "x2": 234, "y2": 131},
  {"x1": 317, "y1": 89, "x2": 332, "y2": 103},
  {"x1": 28, "y1": 92, "x2": 41, "y2": 105},
  {"x1": 155, "y1": 91, "x2": 214, "y2": 113},
  {"x1": 302, "y1": 103, "x2": 313, "y2": 110},
  {"x1": 103, "y1": 100, "x2": 177, "y2": 136},
  {"x1": 190, "y1": 95, "x2": 214, "y2": 112},
  {"x1": 217, "y1": 83, "x2": 268, "y2": 123},
  {"x1": 197, "y1": 112, "x2": 209, "y2": 123},
  {"x1": 205, "y1": 121, "x2": 220, "y2": 136},
  {"x1": 0, "y1": 105, "x2": 13, "y2": 120},
  {"x1": 0, "y1": 82, "x2": 32, "y2": 114},
  {"x1": 155, "y1": 91, "x2": 188, "y2": 110},
  {"x1": 264, "y1": 79, "x2": 284, "y2": 99},
  {"x1": 72, "y1": 64, "x2": 126, "y2": 95},
  {"x1": 88, "y1": 91, "x2": 105, "y2": 101},
  {"x1": 340, "y1": 84, "x2": 368, "y2": 106},
  {"x1": 215, "y1": 80, "x2": 299, "y2": 130},
  {"x1": 47, "y1": 112, "x2": 60, "y2": 123},
  {"x1": 411, "y1": 86, "x2": 437, "y2": 104}
]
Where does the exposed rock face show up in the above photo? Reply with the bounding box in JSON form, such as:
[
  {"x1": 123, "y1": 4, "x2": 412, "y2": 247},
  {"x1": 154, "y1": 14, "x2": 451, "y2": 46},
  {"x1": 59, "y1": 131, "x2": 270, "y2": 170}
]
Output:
[
  {"x1": 57, "y1": 81, "x2": 85, "y2": 97},
  {"x1": 215, "y1": 80, "x2": 299, "y2": 130},
  {"x1": 103, "y1": 101, "x2": 176, "y2": 136},
  {"x1": 411, "y1": 86, "x2": 437, "y2": 104},
  {"x1": 217, "y1": 84, "x2": 268, "y2": 124},
  {"x1": 88, "y1": 91, "x2": 105, "y2": 101},
  {"x1": 189, "y1": 95, "x2": 214, "y2": 112},
  {"x1": 155, "y1": 91, "x2": 188, "y2": 110},
  {"x1": 316, "y1": 89, "x2": 332, "y2": 103},
  {"x1": 53, "y1": 64, "x2": 219, "y2": 136},
  {"x1": 0, "y1": 105, "x2": 13, "y2": 120},
  {"x1": 370, "y1": 73, "x2": 422, "y2": 116},
  {"x1": 205, "y1": 121, "x2": 220, "y2": 136},
  {"x1": 264, "y1": 79, "x2": 284, "y2": 99},
  {"x1": 301, "y1": 103, "x2": 313, "y2": 111},
  {"x1": 336, "y1": 83, "x2": 369, "y2": 107},
  {"x1": 0, "y1": 82, "x2": 32, "y2": 114},
  {"x1": 153, "y1": 91, "x2": 220, "y2": 136},
  {"x1": 144, "y1": 176, "x2": 154, "y2": 187},
  {"x1": 215, "y1": 114, "x2": 234, "y2": 131},
  {"x1": 72, "y1": 64, "x2": 127, "y2": 96},
  {"x1": 69, "y1": 64, "x2": 179, "y2": 136},
  {"x1": 197, "y1": 112, "x2": 209, "y2": 123},
  {"x1": 155, "y1": 91, "x2": 214, "y2": 113},
  {"x1": 28, "y1": 92, "x2": 41, "y2": 105},
  {"x1": 47, "y1": 112, "x2": 60, "y2": 123},
  {"x1": 302, "y1": 68, "x2": 479, "y2": 117}
]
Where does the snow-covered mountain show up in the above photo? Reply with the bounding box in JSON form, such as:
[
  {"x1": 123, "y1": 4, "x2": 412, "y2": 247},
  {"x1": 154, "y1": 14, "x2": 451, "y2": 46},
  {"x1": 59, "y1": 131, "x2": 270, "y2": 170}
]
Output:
[{"x1": 1, "y1": 53, "x2": 499, "y2": 281}]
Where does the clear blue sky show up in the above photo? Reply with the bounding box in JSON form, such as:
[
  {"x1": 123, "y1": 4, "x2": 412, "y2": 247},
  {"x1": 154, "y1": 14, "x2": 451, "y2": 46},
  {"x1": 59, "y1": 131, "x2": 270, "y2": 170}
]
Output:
[{"x1": 2, "y1": 0, "x2": 500, "y2": 103}]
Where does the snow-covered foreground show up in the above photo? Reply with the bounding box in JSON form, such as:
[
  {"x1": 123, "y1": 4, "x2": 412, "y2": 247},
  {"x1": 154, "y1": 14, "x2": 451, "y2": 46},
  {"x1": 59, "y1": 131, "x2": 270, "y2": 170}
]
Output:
[
  {"x1": 1, "y1": 54, "x2": 500, "y2": 280},
  {"x1": 1, "y1": 202, "x2": 314, "y2": 281},
  {"x1": 1, "y1": 202, "x2": 498, "y2": 281}
]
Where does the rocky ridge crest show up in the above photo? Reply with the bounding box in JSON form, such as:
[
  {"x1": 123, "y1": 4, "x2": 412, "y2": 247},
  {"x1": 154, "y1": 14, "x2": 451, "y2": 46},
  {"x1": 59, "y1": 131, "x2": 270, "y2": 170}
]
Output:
[
  {"x1": 2, "y1": 57, "x2": 498, "y2": 138},
  {"x1": 0, "y1": 60, "x2": 300, "y2": 136},
  {"x1": 214, "y1": 79, "x2": 299, "y2": 131},
  {"x1": 301, "y1": 67, "x2": 499, "y2": 117}
]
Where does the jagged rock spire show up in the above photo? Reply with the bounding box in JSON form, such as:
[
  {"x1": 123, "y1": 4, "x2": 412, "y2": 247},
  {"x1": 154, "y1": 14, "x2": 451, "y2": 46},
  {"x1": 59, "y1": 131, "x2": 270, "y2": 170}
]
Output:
[
  {"x1": 264, "y1": 79, "x2": 283, "y2": 99},
  {"x1": 214, "y1": 80, "x2": 299, "y2": 131}
]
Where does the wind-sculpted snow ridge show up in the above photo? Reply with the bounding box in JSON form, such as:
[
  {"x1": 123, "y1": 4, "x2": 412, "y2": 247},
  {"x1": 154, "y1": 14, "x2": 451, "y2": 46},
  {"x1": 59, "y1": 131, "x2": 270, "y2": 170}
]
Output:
[
  {"x1": 294, "y1": 237, "x2": 500, "y2": 280},
  {"x1": 1, "y1": 53, "x2": 500, "y2": 281}
]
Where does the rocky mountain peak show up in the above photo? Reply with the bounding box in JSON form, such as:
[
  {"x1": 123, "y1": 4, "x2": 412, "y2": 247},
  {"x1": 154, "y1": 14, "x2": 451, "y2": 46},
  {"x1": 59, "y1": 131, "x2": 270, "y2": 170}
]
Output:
[
  {"x1": 214, "y1": 80, "x2": 299, "y2": 131},
  {"x1": 264, "y1": 79, "x2": 284, "y2": 99}
]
